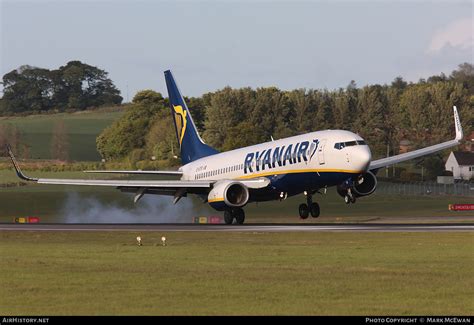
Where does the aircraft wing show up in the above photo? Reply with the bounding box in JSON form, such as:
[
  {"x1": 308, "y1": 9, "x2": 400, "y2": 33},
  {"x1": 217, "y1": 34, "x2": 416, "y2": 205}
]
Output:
[
  {"x1": 6, "y1": 144, "x2": 210, "y2": 189},
  {"x1": 369, "y1": 106, "x2": 463, "y2": 171},
  {"x1": 6, "y1": 145, "x2": 270, "y2": 202},
  {"x1": 83, "y1": 170, "x2": 183, "y2": 176}
]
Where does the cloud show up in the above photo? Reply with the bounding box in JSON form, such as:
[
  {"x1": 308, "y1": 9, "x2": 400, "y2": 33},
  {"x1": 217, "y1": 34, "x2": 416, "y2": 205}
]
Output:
[{"x1": 428, "y1": 18, "x2": 473, "y2": 54}]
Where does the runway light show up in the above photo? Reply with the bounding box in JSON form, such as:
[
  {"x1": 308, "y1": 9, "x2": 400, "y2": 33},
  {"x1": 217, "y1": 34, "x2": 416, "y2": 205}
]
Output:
[
  {"x1": 136, "y1": 236, "x2": 142, "y2": 246},
  {"x1": 161, "y1": 236, "x2": 166, "y2": 246}
]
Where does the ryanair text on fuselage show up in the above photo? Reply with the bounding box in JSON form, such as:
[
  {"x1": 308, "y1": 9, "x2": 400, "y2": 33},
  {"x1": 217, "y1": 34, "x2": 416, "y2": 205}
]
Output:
[{"x1": 244, "y1": 139, "x2": 319, "y2": 174}]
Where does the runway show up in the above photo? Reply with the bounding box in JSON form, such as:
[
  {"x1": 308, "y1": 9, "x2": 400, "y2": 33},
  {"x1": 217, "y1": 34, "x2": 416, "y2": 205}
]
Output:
[{"x1": 1, "y1": 223, "x2": 473, "y2": 232}]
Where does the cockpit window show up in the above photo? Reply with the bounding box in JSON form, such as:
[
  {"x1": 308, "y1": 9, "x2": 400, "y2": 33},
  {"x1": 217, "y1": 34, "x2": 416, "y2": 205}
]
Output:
[
  {"x1": 334, "y1": 140, "x2": 367, "y2": 150},
  {"x1": 334, "y1": 143, "x2": 344, "y2": 150}
]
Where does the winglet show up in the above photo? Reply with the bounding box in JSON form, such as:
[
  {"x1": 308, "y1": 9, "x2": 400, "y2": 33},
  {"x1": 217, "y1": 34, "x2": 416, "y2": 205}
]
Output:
[
  {"x1": 5, "y1": 144, "x2": 38, "y2": 182},
  {"x1": 453, "y1": 106, "x2": 463, "y2": 141}
]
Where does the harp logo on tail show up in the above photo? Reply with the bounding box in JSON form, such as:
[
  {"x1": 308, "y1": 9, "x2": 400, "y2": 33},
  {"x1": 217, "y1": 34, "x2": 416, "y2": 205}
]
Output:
[{"x1": 173, "y1": 105, "x2": 187, "y2": 146}]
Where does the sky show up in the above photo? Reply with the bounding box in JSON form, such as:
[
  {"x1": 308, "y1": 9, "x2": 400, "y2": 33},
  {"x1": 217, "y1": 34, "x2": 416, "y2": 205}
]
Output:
[{"x1": 1, "y1": 0, "x2": 472, "y2": 100}]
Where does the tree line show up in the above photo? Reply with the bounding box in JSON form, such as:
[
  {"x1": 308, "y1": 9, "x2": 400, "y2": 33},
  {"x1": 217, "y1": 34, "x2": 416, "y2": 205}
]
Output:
[
  {"x1": 1, "y1": 61, "x2": 472, "y2": 179},
  {"x1": 0, "y1": 61, "x2": 122, "y2": 114},
  {"x1": 97, "y1": 63, "x2": 473, "y2": 176}
]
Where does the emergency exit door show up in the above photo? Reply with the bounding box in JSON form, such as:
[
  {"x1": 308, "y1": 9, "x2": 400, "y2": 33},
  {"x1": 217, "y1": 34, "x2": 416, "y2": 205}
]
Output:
[{"x1": 318, "y1": 139, "x2": 326, "y2": 164}]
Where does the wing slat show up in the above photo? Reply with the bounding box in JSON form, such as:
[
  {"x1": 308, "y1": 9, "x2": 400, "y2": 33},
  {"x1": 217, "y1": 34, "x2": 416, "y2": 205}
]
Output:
[{"x1": 36, "y1": 178, "x2": 211, "y2": 188}]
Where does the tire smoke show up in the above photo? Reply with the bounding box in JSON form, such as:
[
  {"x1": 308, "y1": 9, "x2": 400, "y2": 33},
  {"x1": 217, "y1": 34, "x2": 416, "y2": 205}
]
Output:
[{"x1": 60, "y1": 192, "x2": 213, "y2": 223}]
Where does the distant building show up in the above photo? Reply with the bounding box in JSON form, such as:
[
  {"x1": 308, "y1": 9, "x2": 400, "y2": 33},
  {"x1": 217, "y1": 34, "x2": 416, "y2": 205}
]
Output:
[
  {"x1": 399, "y1": 139, "x2": 412, "y2": 153},
  {"x1": 463, "y1": 131, "x2": 474, "y2": 152},
  {"x1": 445, "y1": 151, "x2": 474, "y2": 180}
]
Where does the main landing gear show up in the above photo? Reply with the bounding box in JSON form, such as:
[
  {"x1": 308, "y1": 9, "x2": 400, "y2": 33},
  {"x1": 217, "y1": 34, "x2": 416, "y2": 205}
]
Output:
[
  {"x1": 298, "y1": 191, "x2": 320, "y2": 219},
  {"x1": 344, "y1": 188, "x2": 356, "y2": 204},
  {"x1": 224, "y1": 208, "x2": 245, "y2": 225}
]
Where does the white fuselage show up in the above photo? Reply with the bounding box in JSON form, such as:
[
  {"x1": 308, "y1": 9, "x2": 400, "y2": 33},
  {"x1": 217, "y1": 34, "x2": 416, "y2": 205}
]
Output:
[{"x1": 180, "y1": 130, "x2": 372, "y2": 183}]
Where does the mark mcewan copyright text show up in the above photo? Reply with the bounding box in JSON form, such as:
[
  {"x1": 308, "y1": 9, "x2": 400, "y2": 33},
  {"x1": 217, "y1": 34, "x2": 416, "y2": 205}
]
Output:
[{"x1": 366, "y1": 318, "x2": 471, "y2": 324}]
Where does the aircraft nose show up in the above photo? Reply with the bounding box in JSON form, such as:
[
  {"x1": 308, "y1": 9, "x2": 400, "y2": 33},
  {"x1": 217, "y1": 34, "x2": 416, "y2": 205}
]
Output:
[{"x1": 355, "y1": 145, "x2": 372, "y2": 172}]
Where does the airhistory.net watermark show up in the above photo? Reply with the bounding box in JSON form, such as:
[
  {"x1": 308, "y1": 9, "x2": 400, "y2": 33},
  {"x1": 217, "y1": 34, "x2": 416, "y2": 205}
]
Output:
[{"x1": 1, "y1": 318, "x2": 49, "y2": 324}]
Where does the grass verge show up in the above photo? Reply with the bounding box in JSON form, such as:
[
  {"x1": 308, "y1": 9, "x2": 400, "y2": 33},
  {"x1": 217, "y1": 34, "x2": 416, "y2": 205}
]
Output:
[{"x1": 0, "y1": 231, "x2": 472, "y2": 315}]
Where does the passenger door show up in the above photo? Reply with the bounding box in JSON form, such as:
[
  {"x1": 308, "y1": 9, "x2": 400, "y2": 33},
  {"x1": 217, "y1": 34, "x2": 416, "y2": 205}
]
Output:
[{"x1": 318, "y1": 139, "x2": 326, "y2": 165}]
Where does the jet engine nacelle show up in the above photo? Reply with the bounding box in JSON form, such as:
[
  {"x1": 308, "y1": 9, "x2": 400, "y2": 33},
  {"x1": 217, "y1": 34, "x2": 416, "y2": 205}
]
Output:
[
  {"x1": 208, "y1": 180, "x2": 249, "y2": 208},
  {"x1": 337, "y1": 171, "x2": 378, "y2": 198}
]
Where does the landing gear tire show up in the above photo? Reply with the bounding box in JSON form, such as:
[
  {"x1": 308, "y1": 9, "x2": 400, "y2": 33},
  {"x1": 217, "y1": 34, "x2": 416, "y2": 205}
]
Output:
[
  {"x1": 224, "y1": 210, "x2": 234, "y2": 224},
  {"x1": 299, "y1": 203, "x2": 309, "y2": 219},
  {"x1": 344, "y1": 195, "x2": 351, "y2": 204},
  {"x1": 234, "y1": 209, "x2": 245, "y2": 224},
  {"x1": 344, "y1": 195, "x2": 356, "y2": 204},
  {"x1": 224, "y1": 209, "x2": 245, "y2": 225},
  {"x1": 309, "y1": 202, "x2": 320, "y2": 218}
]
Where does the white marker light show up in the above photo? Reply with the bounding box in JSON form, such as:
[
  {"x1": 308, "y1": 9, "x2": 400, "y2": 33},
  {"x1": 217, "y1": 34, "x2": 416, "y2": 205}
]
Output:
[
  {"x1": 136, "y1": 236, "x2": 142, "y2": 246},
  {"x1": 161, "y1": 236, "x2": 167, "y2": 246}
]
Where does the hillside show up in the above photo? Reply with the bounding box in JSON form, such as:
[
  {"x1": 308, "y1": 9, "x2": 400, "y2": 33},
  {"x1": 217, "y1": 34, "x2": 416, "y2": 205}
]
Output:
[{"x1": 0, "y1": 106, "x2": 125, "y2": 161}]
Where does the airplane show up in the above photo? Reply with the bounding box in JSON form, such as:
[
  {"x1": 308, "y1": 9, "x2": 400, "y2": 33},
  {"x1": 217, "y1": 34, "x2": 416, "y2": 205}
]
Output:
[{"x1": 6, "y1": 70, "x2": 464, "y2": 224}]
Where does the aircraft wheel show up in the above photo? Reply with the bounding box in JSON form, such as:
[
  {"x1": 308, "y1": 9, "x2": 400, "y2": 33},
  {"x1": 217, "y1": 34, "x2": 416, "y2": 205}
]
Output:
[
  {"x1": 224, "y1": 210, "x2": 234, "y2": 224},
  {"x1": 350, "y1": 196, "x2": 357, "y2": 204},
  {"x1": 299, "y1": 203, "x2": 309, "y2": 219},
  {"x1": 344, "y1": 195, "x2": 351, "y2": 204},
  {"x1": 234, "y1": 209, "x2": 245, "y2": 224},
  {"x1": 309, "y1": 202, "x2": 320, "y2": 218}
]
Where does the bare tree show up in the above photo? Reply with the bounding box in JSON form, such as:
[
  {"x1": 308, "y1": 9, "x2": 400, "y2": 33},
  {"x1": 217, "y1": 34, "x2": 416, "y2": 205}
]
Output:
[
  {"x1": 50, "y1": 120, "x2": 69, "y2": 161},
  {"x1": 0, "y1": 123, "x2": 28, "y2": 158},
  {"x1": 0, "y1": 124, "x2": 7, "y2": 156}
]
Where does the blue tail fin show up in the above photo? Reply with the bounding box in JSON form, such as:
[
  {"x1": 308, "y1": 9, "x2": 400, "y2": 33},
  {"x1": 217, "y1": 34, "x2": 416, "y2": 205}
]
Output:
[{"x1": 164, "y1": 70, "x2": 218, "y2": 164}]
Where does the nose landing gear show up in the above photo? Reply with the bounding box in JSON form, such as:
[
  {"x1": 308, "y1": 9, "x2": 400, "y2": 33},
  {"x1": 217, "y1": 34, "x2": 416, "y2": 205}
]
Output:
[{"x1": 298, "y1": 191, "x2": 320, "y2": 219}]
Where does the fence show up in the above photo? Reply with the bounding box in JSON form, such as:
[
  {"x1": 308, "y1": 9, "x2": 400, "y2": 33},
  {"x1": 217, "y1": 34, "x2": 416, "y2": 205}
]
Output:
[{"x1": 375, "y1": 181, "x2": 474, "y2": 197}]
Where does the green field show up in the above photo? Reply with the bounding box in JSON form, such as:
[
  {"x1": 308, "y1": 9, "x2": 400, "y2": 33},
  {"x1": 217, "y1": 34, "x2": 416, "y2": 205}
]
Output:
[
  {"x1": 0, "y1": 231, "x2": 472, "y2": 315},
  {"x1": 0, "y1": 107, "x2": 124, "y2": 161}
]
